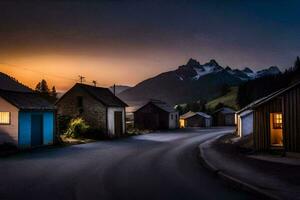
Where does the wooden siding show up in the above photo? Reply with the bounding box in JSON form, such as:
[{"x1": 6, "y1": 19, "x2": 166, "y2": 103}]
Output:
[
  {"x1": 253, "y1": 98, "x2": 282, "y2": 151},
  {"x1": 283, "y1": 86, "x2": 300, "y2": 152},
  {"x1": 134, "y1": 103, "x2": 170, "y2": 130}
]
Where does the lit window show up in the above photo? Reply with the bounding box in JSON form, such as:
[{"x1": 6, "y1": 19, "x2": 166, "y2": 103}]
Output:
[
  {"x1": 273, "y1": 113, "x2": 282, "y2": 129},
  {"x1": 0, "y1": 112, "x2": 10, "y2": 124}
]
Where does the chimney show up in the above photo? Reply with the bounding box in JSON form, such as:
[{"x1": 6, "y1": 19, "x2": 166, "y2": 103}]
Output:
[{"x1": 113, "y1": 84, "x2": 116, "y2": 95}]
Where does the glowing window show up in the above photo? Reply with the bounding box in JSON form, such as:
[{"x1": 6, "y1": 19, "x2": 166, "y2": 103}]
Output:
[
  {"x1": 273, "y1": 113, "x2": 282, "y2": 129},
  {"x1": 0, "y1": 112, "x2": 10, "y2": 124}
]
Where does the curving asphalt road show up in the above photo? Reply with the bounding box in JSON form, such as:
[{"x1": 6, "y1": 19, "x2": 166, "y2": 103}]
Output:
[{"x1": 0, "y1": 127, "x2": 255, "y2": 200}]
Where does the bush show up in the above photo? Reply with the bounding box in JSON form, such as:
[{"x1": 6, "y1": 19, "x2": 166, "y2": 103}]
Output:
[
  {"x1": 65, "y1": 118, "x2": 90, "y2": 138},
  {"x1": 58, "y1": 115, "x2": 72, "y2": 135}
]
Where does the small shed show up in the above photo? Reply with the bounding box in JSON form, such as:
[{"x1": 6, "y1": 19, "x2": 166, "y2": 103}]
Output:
[
  {"x1": 0, "y1": 90, "x2": 55, "y2": 148},
  {"x1": 56, "y1": 83, "x2": 128, "y2": 137},
  {"x1": 212, "y1": 107, "x2": 236, "y2": 126},
  {"x1": 251, "y1": 81, "x2": 300, "y2": 152},
  {"x1": 134, "y1": 100, "x2": 179, "y2": 130},
  {"x1": 180, "y1": 111, "x2": 212, "y2": 128}
]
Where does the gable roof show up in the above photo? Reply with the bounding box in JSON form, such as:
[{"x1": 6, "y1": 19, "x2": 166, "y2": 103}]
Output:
[
  {"x1": 180, "y1": 111, "x2": 211, "y2": 119},
  {"x1": 0, "y1": 90, "x2": 55, "y2": 110},
  {"x1": 0, "y1": 72, "x2": 33, "y2": 92},
  {"x1": 213, "y1": 107, "x2": 235, "y2": 115},
  {"x1": 135, "y1": 99, "x2": 177, "y2": 113},
  {"x1": 236, "y1": 80, "x2": 300, "y2": 113},
  {"x1": 57, "y1": 83, "x2": 127, "y2": 107},
  {"x1": 251, "y1": 80, "x2": 300, "y2": 109}
]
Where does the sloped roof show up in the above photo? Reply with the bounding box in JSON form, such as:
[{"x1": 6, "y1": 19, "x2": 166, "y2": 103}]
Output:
[
  {"x1": 180, "y1": 111, "x2": 211, "y2": 119},
  {"x1": 251, "y1": 80, "x2": 300, "y2": 108},
  {"x1": 57, "y1": 83, "x2": 127, "y2": 107},
  {"x1": 0, "y1": 90, "x2": 55, "y2": 110},
  {"x1": 213, "y1": 107, "x2": 236, "y2": 115},
  {"x1": 236, "y1": 81, "x2": 300, "y2": 113},
  {"x1": 150, "y1": 99, "x2": 177, "y2": 113},
  {"x1": 135, "y1": 99, "x2": 177, "y2": 113},
  {"x1": 0, "y1": 72, "x2": 33, "y2": 92}
]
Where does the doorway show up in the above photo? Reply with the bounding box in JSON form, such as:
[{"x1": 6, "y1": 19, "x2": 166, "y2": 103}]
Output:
[
  {"x1": 31, "y1": 114, "x2": 43, "y2": 146},
  {"x1": 114, "y1": 111, "x2": 123, "y2": 136},
  {"x1": 270, "y1": 113, "x2": 283, "y2": 147}
]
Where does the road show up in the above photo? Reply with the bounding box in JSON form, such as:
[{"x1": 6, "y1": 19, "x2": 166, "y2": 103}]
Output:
[{"x1": 0, "y1": 127, "x2": 255, "y2": 200}]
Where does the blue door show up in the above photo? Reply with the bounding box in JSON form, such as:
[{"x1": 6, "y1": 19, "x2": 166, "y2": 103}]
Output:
[{"x1": 31, "y1": 114, "x2": 43, "y2": 146}]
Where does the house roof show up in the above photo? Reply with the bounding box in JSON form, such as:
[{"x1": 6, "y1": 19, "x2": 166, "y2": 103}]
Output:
[
  {"x1": 180, "y1": 111, "x2": 212, "y2": 119},
  {"x1": 0, "y1": 90, "x2": 55, "y2": 110},
  {"x1": 236, "y1": 80, "x2": 300, "y2": 113},
  {"x1": 239, "y1": 109, "x2": 253, "y2": 118},
  {"x1": 135, "y1": 99, "x2": 177, "y2": 113},
  {"x1": 57, "y1": 83, "x2": 128, "y2": 107},
  {"x1": 0, "y1": 72, "x2": 33, "y2": 92},
  {"x1": 251, "y1": 80, "x2": 300, "y2": 109},
  {"x1": 213, "y1": 107, "x2": 236, "y2": 115}
]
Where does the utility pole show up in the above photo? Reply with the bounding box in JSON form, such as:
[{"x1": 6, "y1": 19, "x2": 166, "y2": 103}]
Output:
[
  {"x1": 92, "y1": 80, "x2": 97, "y2": 87},
  {"x1": 113, "y1": 84, "x2": 116, "y2": 95},
  {"x1": 78, "y1": 75, "x2": 85, "y2": 83}
]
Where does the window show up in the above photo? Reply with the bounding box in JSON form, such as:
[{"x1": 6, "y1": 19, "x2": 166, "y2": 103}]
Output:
[
  {"x1": 171, "y1": 114, "x2": 173, "y2": 120},
  {"x1": 0, "y1": 112, "x2": 10, "y2": 124},
  {"x1": 273, "y1": 113, "x2": 282, "y2": 129}
]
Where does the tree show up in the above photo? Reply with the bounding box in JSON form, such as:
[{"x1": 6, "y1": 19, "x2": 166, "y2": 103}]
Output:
[
  {"x1": 51, "y1": 86, "x2": 57, "y2": 99},
  {"x1": 35, "y1": 79, "x2": 50, "y2": 94}
]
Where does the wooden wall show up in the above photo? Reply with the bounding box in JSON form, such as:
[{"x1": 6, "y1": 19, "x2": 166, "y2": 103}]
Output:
[
  {"x1": 253, "y1": 98, "x2": 282, "y2": 151},
  {"x1": 134, "y1": 103, "x2": 169, "y2": 130},
  {"x1": 283, "y1": 85, "x2": 300, "y2": 152}
]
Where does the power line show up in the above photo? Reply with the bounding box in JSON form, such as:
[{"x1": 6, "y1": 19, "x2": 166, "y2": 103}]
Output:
[
  {"x1": 0, "y1": 61, "x2": 108, "y2": 87},
  {"x1": 0, "y1": 62, "x2": 77, "y2": 82}
]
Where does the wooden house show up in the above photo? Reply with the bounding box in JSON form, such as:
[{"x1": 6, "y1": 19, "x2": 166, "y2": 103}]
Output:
[
  {"x1": 212, "y1": 107, "x2": 236, "y2": 126},
  {"x1": 134, "y1": 100, "x2": 179, "y2": 130},
  {"x1": 56, "y1": 83, "x2": 128, "y2": 137},
  {"x1": 251, "y1": 81, "x2": 300, "y2": 152},
  {"x1": 0, "y1": 90, "x2": 56, "y2": 148},
  {"x1": 180, "y1": 111, "x2": 212, "y2": 128}
]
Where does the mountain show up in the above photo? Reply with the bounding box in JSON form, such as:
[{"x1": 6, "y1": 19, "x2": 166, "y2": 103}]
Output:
[
  {"x1": 109, "y1": 85, "x2": 131, "y2": 95},
  {"x1": 119, "y1": 58, "x2": 281, "y2": 106},
  {"x1": 0, "y1": 72, "x2": 33, "y2": 92}
]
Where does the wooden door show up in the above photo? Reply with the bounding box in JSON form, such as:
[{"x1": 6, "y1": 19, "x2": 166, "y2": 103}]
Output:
[
  {"x1": 31, "y1": 114, "x2": 43, "y2": 146},
  {"x1": 114, "y1": 111, "x2": 123, "y2": 136}
]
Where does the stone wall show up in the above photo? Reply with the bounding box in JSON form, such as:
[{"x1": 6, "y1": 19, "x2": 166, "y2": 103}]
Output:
[{"x1": 56, "y1": 86, "x2": 107, "y2": 133}]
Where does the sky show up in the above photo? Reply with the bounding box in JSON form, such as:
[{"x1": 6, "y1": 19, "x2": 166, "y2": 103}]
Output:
[{"x1": 0, "y1": 0, "x2": 299, "y2": 91}]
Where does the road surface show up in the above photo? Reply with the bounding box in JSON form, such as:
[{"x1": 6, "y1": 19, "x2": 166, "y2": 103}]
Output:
[{"x1": 0, "y1": 127, "x2": 255, "y2": 200}]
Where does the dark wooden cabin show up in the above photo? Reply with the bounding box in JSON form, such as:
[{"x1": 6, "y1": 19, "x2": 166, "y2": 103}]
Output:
[
  {"x1": 252, "y1": 81, "x2": 300, "y2": 153},
  {"x1": 134, "y1": 100, "x2": 179, "y2": 130},
  {"x1": 212, "y1": 107, "x2": 236, "y2": 126}
]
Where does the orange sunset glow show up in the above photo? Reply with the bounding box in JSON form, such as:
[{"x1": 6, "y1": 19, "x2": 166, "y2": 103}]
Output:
[{"x1": 0, "y1": 54, "x2": 185, "y2": 92}]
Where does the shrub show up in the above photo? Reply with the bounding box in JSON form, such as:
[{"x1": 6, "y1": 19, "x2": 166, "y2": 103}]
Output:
[
  {"x1": 58, "y1": 115, "x2": 72, "y2": 135},
  {"x1": 65, "y1": 118, "x2": 90, "y2": 138}
]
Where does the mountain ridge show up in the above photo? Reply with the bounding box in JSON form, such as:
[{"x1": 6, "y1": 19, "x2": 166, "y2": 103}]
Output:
[{"x1": 119, "y1": 58, "x2": 281, "y2": 106}]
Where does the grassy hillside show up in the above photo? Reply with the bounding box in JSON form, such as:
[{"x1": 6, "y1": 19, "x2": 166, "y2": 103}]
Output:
[{"x1": 206, "y1": 86, "x2": 239, "y2": 110}]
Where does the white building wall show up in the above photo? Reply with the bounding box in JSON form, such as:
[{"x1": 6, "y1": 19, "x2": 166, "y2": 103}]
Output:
[
  {"x1": 0, "y1": 97, "x2": 19, "y2": 145},
  {"x1": 205, "y1": 118, "x2": 212, "y2": 127},
  {"x1": 241, "y1": 113, "x2": 253, "y2": 137},
  {"x1": 169, "y1": 112, "x2": 179, "y2": 129},
  {"x1": 107, "y1": 107, "x2": 126, "y2": 135},
  {"x1": 237, "y1": 111, "x2": 254, "y2": 137}
]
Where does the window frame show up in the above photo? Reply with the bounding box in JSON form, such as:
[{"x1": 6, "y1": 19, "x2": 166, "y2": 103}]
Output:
[
  {"x1": 0, "y1": 111, "x2": 11, "y2": 125},
  {"x1": 273, "y1": 113, "x2": 283, "y2": 129}
]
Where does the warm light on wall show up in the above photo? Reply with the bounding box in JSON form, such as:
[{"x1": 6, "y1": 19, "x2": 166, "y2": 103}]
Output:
[{"x1": 180, "y1": 119, "x2": 185, "y2": 128}]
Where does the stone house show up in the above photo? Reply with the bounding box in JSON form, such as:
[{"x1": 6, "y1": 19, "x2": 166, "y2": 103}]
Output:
[{"x1": 56, "y1": 83, "x2": 127, "y2": 137}]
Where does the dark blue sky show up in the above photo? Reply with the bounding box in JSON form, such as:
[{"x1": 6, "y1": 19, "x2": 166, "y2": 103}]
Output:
[{"x1": 0, "y1": 0, "x2": 300, "y2": 88}]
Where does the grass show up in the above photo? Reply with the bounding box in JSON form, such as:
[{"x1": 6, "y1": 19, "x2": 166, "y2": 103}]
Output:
[{"x1": 206, "y1": 86, "x2": 239, "y2": 110}]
